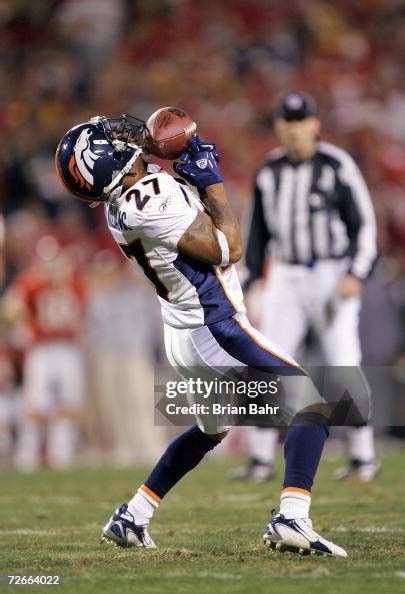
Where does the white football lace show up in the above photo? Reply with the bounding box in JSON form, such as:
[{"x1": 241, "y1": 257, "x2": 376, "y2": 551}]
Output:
[{"x1": 184, "y1": 122, "x2": 197, "y2": 135}]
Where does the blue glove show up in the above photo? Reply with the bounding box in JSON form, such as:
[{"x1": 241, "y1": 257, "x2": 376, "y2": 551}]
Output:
[{"x1": 173, "y1": 135, "x2": 223, "y2": 190}]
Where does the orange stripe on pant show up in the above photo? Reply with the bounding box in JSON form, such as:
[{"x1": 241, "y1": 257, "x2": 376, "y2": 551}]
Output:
[
  {"x1": 236, "y1": 318, "x2": 303, "y2": 370},
  {"x1": 140, "y1": 484, "x2": 162, "y2": 504},
  {"x1": 282, "y1": 486, "x2": 311, "y2": 497}
]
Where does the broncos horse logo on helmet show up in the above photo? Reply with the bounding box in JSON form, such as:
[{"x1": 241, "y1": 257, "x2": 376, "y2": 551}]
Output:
[
  {"x1": 68, "y1": 128, "x2": 100, "y2": 192},
  {"x1": 56, "y1": 115, "x2": 146, "y2": 203}
]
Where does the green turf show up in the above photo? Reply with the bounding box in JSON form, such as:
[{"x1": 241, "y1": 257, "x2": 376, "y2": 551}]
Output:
[{"x1": 1, "y1": 451, "x2": 405, "y2": 594}]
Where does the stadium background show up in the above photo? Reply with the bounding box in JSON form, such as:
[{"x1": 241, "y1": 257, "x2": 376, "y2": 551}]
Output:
[{"x1": 1, "y1": 0, "x2": 405, "y2": 468}]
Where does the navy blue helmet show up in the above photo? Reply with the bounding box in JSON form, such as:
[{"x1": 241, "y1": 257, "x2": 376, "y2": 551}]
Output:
[{"x1": 55, "y1": 115, "x2": 146, "y2": 203}]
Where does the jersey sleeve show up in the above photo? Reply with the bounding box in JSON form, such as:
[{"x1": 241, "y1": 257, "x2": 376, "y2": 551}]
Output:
[
  {"x1": 244, "y1": 167, "x2": 272, "y2": 289},
  {"x1": 125, "y1": 180, "x2": 198, "y2": 250},
  {"x1": 336, "y1": 153, "x2": 378, "y2": 280}
]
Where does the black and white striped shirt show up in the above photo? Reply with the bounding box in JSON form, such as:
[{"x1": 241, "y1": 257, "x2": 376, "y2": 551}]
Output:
[{"x1": 245, "y1": 141, "x2": 378, "y2": 286}]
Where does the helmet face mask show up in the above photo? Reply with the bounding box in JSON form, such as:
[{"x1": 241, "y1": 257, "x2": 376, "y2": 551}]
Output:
[
  {"x1": 55, "y1": 114, "x2": 146, "y2": 204},
  {"x1": 97, "y1": 114, "x2": 146, "y2": 152}
]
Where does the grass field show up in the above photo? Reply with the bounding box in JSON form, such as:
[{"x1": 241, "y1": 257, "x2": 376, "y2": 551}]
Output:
[{"x1": 1, "y1": 450, "x2": 405, "y2": 594}]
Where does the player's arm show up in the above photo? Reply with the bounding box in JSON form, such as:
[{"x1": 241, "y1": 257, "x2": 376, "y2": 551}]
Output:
[
  {"x1": 336, "y1": 153, "x2": 378, "y2": 297},
  {"x1": 175, "y1": 136, "x2": 242, "y2": 266},
  {"x1": 0, "y1": 213, "x2": 4, "y2": 286},
  {"x1": 1, "y1": 284, "x2": 29, "y2": 327},
  {"x1": 244, "y1": 170, "x2": 272, "y2": 290},
  {"x1": 178, "y1": 184, "x2": 242, "y2": 265}
]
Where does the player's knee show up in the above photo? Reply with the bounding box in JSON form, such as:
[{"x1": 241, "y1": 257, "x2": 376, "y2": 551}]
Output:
[
  {"x1": 206, "y1": 430, "x2": 229, "y2": 444},
  {"x1": 291, "y1": 403, "x2": 331, "y2": 429}
]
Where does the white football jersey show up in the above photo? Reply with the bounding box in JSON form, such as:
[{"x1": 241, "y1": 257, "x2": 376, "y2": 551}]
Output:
[{"x1": 105, "y1": 165, "x2": 245, "y2": 328}]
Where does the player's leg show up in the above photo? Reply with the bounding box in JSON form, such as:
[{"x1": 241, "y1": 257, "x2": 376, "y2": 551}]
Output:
[
  {"x1": 230, "y1": 425, "x2": 279, "y2": 481},
  {"x1": 47, "y1": 344, "x2": 84, "y2": 468},
  {"x1": 233, "y1": 263, "x2": 309, "y2": 481},
  {"x1": 103, "y1": 317, "x2": 346, "y2": 555},
  {"x1": 317, "y1": 296, "x2": 379, "y2": 481},
  {"x1": 337, "y1": 425, "x2": 379, "y2": 481},
  {"x1": 102, "y1": 425, "x2": 228, "y2": 548},
  {"x1": 14, "y1": 346, "x2": 50, "y2": 470},
  {"x1": 102, "y1": 325, "x2": 230, "y2": 548},
  {"x1": 206, "y1": 316, "x2": 346, "y2": 556},
  {"x1": 259, "y1": 264, "x2": 309, "y2": 353}
]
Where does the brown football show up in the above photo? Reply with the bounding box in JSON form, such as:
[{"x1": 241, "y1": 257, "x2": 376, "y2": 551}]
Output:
[{"x1": 143, "y1": 107, "x2": 197, "y2": 160}]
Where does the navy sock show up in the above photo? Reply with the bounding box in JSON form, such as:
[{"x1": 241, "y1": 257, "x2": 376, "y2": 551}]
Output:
[
  {"x1": 144, "y1": 425, "x2": 221, "y2": 499},
  {"x1": 283, "y1": 424, "x2": 329, "y2": 492}
]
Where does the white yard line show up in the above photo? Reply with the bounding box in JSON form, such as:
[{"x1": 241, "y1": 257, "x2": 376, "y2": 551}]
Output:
[
  {"x1": 0, "y1": 495, "x2": 81, "y2": 505},
  {"x1": 333, "y1": 525, "x2": 405, "y2": 534},
  {"x1": 195, "y1": 572, "x2": 242, "y2": 581},
  {"x1": 0, "y1": 529, "x2": 57, "y2": 536}
]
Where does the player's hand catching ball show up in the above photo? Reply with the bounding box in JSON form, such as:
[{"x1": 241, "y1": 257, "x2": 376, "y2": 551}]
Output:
[
  {"x1": 173, "y1": 135, "x2": 223, "y2": 191},
  {"x1": 337, "y1": 274, "x2": 363, "y2": 299}
]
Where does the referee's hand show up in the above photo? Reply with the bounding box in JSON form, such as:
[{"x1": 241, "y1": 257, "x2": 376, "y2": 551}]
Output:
[{"x1": 337, "y1": 274, "x2": 363, "y2": 299}]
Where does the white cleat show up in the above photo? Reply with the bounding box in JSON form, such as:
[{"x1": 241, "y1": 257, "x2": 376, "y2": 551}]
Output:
[
  {"x1": 101, "y1": 503, "x2": 156, "y2": 549},
  {"x1": 333, "y1": 459, "x2": 381, "y2": 482},
  {"x1": 357, "y1": 460, "x2": 381, "y2": 482},
  {"x1": 263, "y1": 512, "x2": 347, "y2": 558},
  {"x1": 229, "y1": 460, "x2": 275, "y2": 483}
]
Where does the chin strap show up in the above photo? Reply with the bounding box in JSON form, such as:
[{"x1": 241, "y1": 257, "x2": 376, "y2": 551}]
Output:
[
  {"x1": 90, "y1": 182, "x2": 125, "y2": 208},
  {"x1": 107, "y1": 185, "x2": 124, "y2": 204},
  {"x1": 101, "y1": 146, "x2": 143, "y2": 198}
]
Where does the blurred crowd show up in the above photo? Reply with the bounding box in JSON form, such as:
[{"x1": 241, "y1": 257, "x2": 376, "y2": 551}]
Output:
[{"x1": 1, "y1": 0, "x2": 405, "y2": 468}]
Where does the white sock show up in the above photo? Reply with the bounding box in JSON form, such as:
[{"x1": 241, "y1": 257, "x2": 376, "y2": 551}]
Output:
[
  {"x1": 280, "y1": 489, "x2": 311, "y2": 519},
  {"x1": 347, "y1": 426, "x2": 376, "y2": 463},
  {"x1": 127, "y1": 486, "x2": 159, "y2": 526},
  {"x1": 248, "y1": 427, "x2": 278, "y2": 466}
]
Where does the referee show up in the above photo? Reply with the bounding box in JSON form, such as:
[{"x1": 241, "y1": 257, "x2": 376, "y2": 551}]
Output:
[{"x1": 232, "y1": 91, "x2": 379, "y2": 483}]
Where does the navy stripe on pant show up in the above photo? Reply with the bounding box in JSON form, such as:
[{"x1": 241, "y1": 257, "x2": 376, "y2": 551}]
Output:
[
  {"x1": 208, "y1": 316, "x2": 327, "y2": 492},
  {"x1": 207, "y1": 317, "x2": 305, "y2": 375}
]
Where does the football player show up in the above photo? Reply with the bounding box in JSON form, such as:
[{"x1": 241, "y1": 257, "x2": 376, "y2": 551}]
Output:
[
  {"x1": 55, "y1": 114, "x2": 347, "y2": 557},
  {"x1": 4, "y1": 238, "x2": 86, "y2": 469}
]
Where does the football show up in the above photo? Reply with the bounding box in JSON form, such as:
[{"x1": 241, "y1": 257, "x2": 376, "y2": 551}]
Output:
[{"x1": 143, "y1": 106, "x2": 197, "y2": 159}]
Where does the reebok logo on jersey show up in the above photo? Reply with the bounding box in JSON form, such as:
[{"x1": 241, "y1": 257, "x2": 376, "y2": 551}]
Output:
[
  {"x1": 159, "y1": 196, "x2": 171, "y2": 212},
  {"x1": 196, "y1": 158, "x2": 208, "y2": 169}
]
